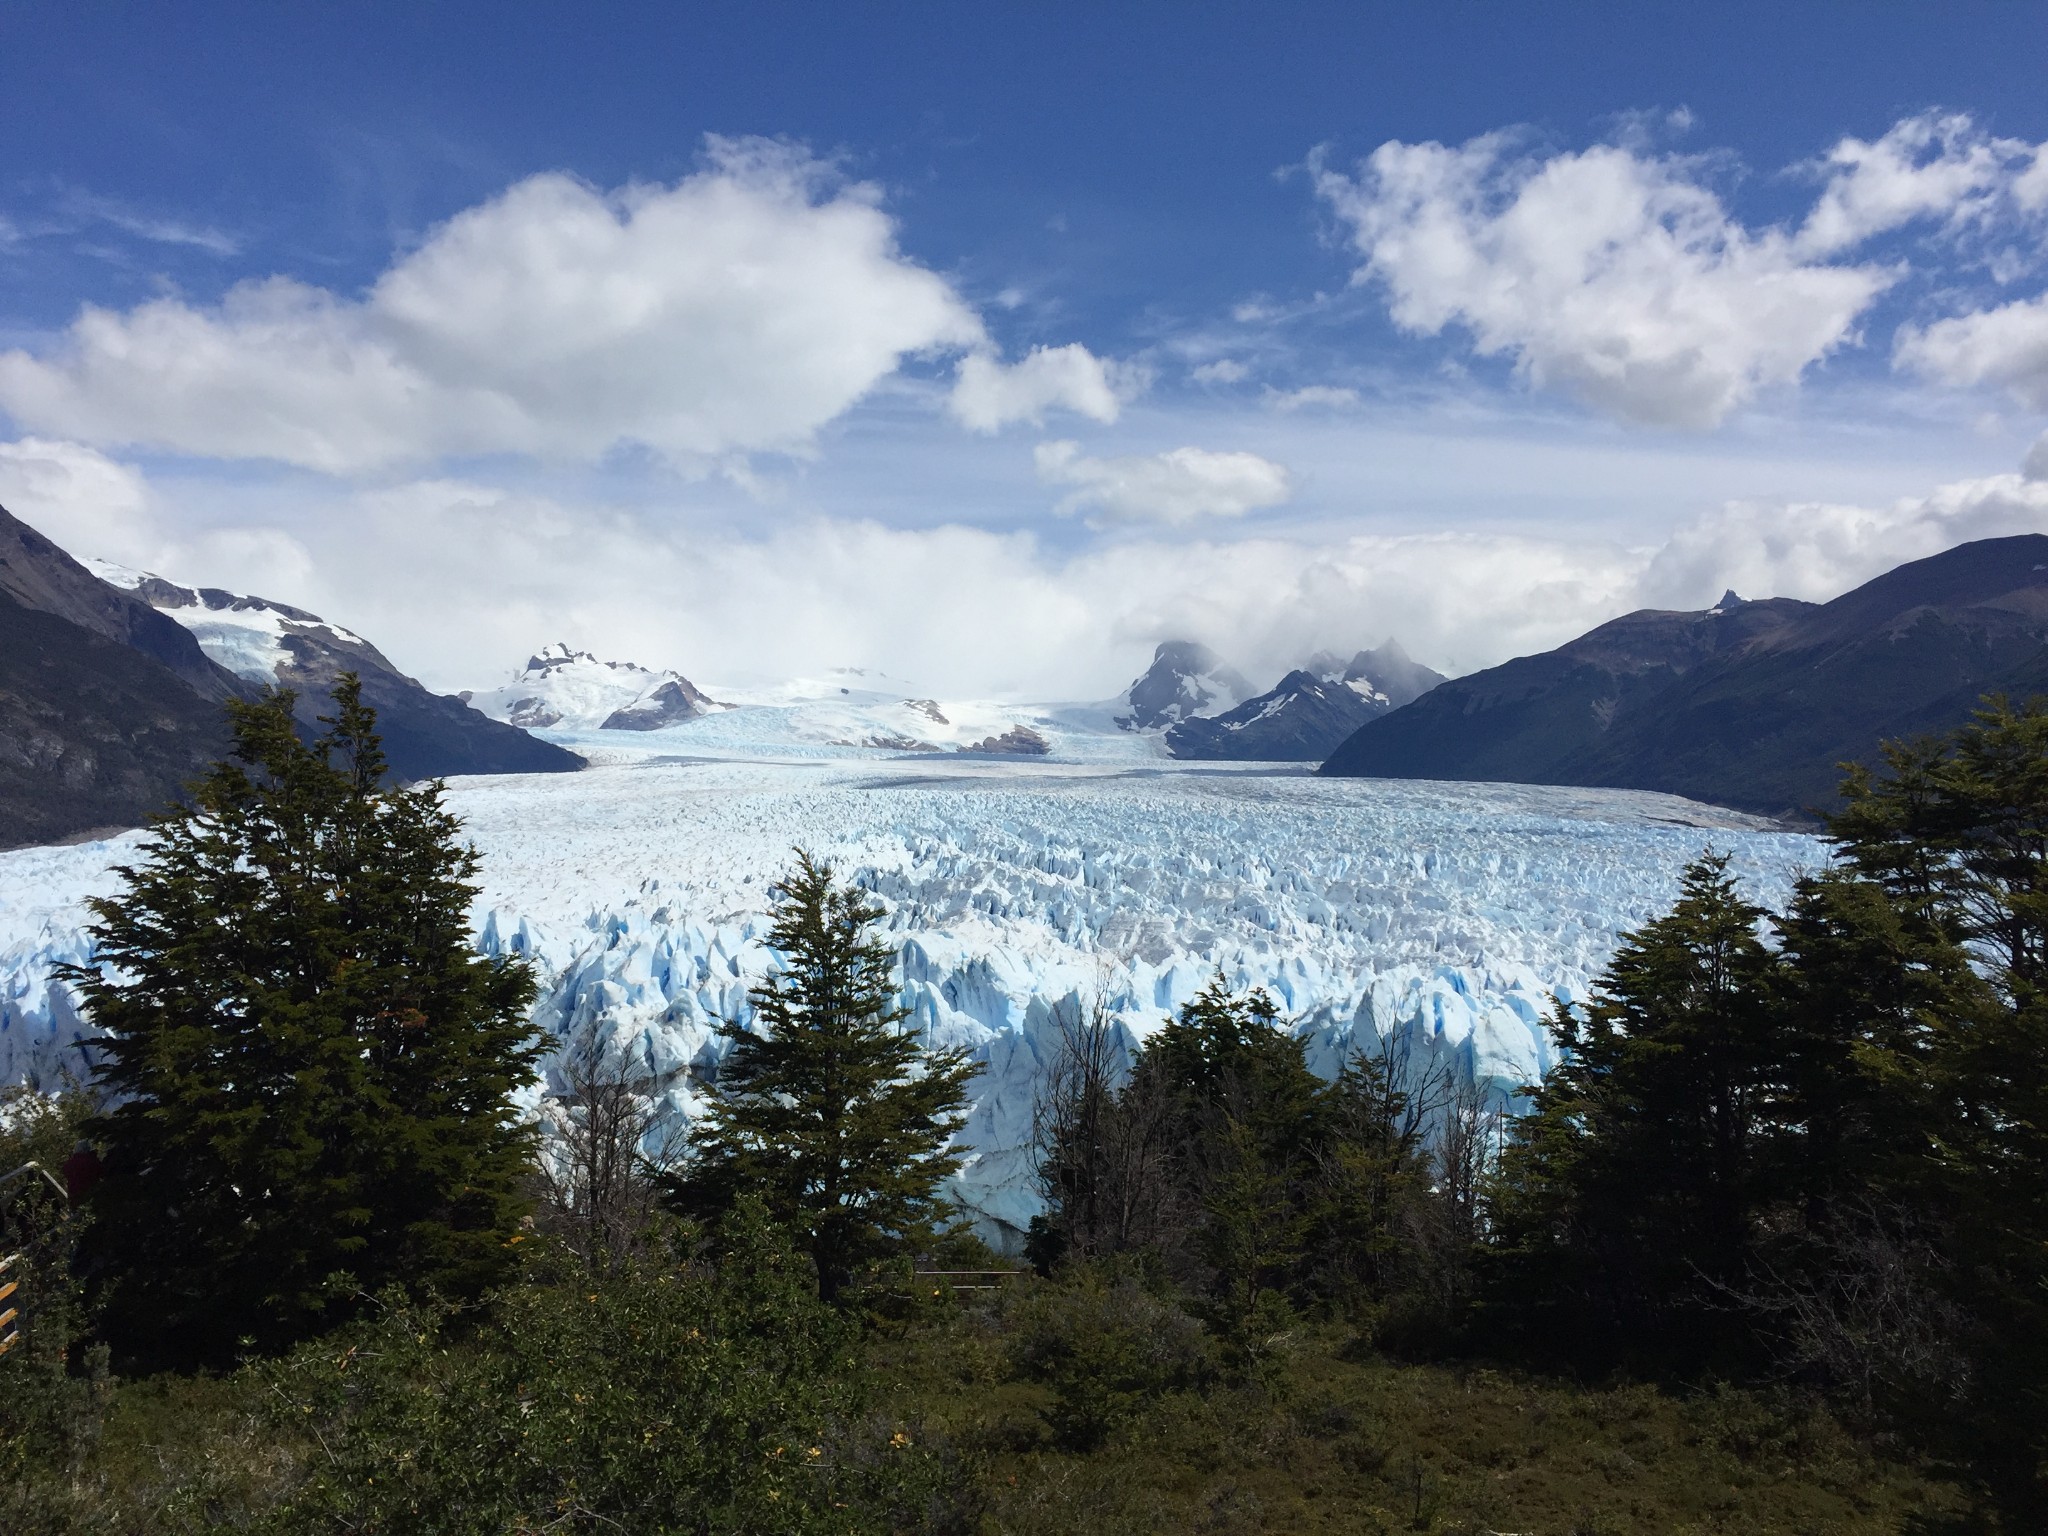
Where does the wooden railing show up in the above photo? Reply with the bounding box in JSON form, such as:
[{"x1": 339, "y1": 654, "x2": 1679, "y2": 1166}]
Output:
[
  {"x1": 912, "y1": 1268, "x2": 1026, "y2": 1292},
  {"x1": 0, "y1": 1161, "x2": 71, "y2": 1359}
]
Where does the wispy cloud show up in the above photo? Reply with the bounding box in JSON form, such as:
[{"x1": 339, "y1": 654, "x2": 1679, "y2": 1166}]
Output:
[
  {"x1": 1266, "y1": 385, "x2": 1361, "y2": 413},
  {"x1": 69, "y1": 193, "x2": 242, "y2": 256},
  {"x1": 1035, "y1": 439, "x2": 1292, "y2": 525}
]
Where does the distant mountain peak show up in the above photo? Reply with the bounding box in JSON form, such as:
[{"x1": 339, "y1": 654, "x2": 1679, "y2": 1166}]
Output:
[
  {"x1": 1116, "y1": 640, "x2": 1253, "y2": 731},
  {"x1": 1165, "y1": 641, "x2": 1444, "y2": 764},
  {"x1": 469, "y1": 644, "x2": 724, "y2": 732},
  {"x1": 1343, "y1": 640, "x2": 1446, "y2": 711}
]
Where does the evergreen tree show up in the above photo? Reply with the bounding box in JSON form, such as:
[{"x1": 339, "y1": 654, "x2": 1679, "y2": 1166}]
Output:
[
  {"x1": 68, "y1": 679, "x2": 541, "y2": 1369},
  {"x1": 1309, "y1": 1045, "x2": 1434, "y2": 1318},
  {"x1": 1489, "y1": 852, "x2": 1780, "y2": 1366},
  {"x1": 1125, "y1": 976, "x2": 1329, "y2": 1335},
  {"x1": 1823, "y1": 699, "x2": 2048, "y2": 1515},
  {"x1": 667, "y1": 852, "x2": 978, "y2": 1302}
]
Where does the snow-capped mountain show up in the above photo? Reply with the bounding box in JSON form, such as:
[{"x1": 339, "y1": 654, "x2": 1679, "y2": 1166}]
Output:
[
  {"x1": 1114, "y1": 640, "x2": 1254, "y2": 731},
  {"x1": 464, "y1": 644, "x2": 725, "y2": 731},
  {"x1": 90, "y1": 562, "x2": 582, "y2": 783},
  {"x1": 471, "y1": 656, "x2": 1131, "y2": 763},
  {"x1": 0, "y1": 748, "x2": 1814, "y2": 1245},
  {"x1": 89, "y1": 560, "x2": 372, "y2": 686},
  {"x1": 1323, "y1": 638, "x2": 1447, "y2": 710},
  {"x1": 1167, "y1": 669, "x2": 1381, "y2": 761},
  {"x1": 1168, "y1": 639, "x2": 1447, "y2": 762}
]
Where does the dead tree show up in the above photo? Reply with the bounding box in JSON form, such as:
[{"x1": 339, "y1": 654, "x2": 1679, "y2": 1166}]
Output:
[
  {"x1": 533, "y1": 1027, "x2": 686, "y2": 1273},
  {"x1": 1030, "y1": 992, "x2": 1173, "y2": 1267}
]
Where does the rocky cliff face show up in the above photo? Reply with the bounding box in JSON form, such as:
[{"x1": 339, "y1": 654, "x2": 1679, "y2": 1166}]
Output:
[{"x1": 0, "y1": 504, "x2": 246, "y2": 847}]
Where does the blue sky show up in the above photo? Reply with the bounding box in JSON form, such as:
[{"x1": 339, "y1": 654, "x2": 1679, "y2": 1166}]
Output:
[{"x1": 3, "y1": 2, "x2": 2047, "y2": 695}]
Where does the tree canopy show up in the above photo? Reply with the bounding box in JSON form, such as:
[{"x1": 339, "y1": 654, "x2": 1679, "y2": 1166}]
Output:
[
  {"x1": 69, "y1": 678, "x2": 542, "y2": 1369},
  {"x1": 666, "y1": 851, "x2": 977, "y2": 1301}
]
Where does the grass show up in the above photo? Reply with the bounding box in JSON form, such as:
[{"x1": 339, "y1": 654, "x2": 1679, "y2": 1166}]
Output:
[{"x1": 870, "y1": 1284, "x2": 1970, "y2": 1535}]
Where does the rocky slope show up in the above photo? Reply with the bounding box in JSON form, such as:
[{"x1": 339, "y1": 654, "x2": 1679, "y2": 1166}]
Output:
[
  {"x1": 102, "y1": 569, "x2": 584, "y2": 784},
  {"x1": 1114, "y1": 641, "x2": 1252, "y2": 731},
  {"x1": 1322, "y1": 537, "x2": 2048, "y2": 818},
  {"x1": 0, "y1": 505, "x2": 244, "y2": 847}
]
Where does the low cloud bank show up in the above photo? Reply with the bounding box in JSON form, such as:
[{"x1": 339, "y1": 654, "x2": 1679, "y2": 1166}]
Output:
[{"x1": 7, "y1": 438, "x2": 2045, "y2": 702}]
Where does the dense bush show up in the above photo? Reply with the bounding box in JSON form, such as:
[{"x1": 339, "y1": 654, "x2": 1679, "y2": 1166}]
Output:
[{"x1": 1003, "y1": 1265, "x2": 1214, "y2": 1449}]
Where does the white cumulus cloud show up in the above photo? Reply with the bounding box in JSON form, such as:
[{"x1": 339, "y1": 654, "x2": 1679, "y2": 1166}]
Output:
[
  {"x1": 1034, "y1": 441, "x2": 1292, "y2": 525},
  {"x1": 947, "y1": 343, "x2": 1139, "y2": 431},
  {"x1": 1312, "y1": 132, "x2": 1893, "y2": 428},
  {"x1": 0, "y1": 139, "x2": 990, "y2": 473},
  {"x1": 8, "y1": 436, "x2": 2043, "y2": 702},
  {"x1": 1640, "y1": 466, "x2": 2048, "y2": 609},
  {"x1": 0, "y1": 436, "x2": 159, "y2": 565},
  {"x1": 1792, "y1": 112, "x2": 2043, "y2": 257},
  {"x1": 1897, "y1": 291, "x2": 2048, "y2": 410}
]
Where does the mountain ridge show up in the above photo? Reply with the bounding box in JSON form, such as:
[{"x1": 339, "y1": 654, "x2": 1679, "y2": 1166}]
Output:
[{"x1": 1320, "y1": 535, "x2": 2048, "y2": 819}]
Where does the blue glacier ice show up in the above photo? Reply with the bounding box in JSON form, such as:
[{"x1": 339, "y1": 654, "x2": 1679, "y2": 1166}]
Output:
[{"x1": 0, "y1": 746, "x2": 1818, "y2": 1242}]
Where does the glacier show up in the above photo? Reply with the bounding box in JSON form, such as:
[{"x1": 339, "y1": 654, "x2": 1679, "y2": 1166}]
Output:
[{"x1": 0, "y1": 716, "x2": 1818, "y2": 1244}]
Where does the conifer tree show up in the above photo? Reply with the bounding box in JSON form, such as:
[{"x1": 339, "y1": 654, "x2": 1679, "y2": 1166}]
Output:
[
  {"x1": 68, "y1": 679, "x2": 541, "y2": 1369},
  {"x1": 667, "y1": 852, "x2": 977, "y2": 1302},
  {"x1": 1823, "y1": 698, "x2": 2048, "y2": 1515},
  {"x1": 1489, "y1": 852, "x2": 1780, "y2": 1364},
  {"x1": 1126, "y1": 976, "x2": 1329, "y2": 1333}
]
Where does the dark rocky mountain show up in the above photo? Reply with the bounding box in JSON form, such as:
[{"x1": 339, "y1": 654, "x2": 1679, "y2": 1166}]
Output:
[
  {"x1": 1166, "y1": 640, "x2": 1448, "y2": 762},
  {"x1": 1320, "y1": 537, "x2": 2048, "y2": 819},
  {"x1": 0, "y1": 501, "x2": 580, "y2": 847},
  {"x1": 0, "y1": 589, "x2": 236, "y2": 849},
  {"x1": 119, "y1": 574, "x2": 584, "y2": 783},
  {"x1": 961, "y1": 725, "x2": 1051, "y2": 756},
  {"x1": 0, "y1": 503, "x2": 245, "y2": 847},
  {"x1": 1115, "y1": 641, "x2": 1252, "y2": 731},
  {"x1": 2, "y1": 508, "x2": 240, "y2": 702},
  {"x1": 600, "y1": 676, "x2": 722, "y2": 730}
]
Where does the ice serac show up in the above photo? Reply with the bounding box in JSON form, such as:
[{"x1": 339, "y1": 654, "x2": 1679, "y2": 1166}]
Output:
[
  {"x1": 1115, "y1": 640, "x2": 1254, "y2": 731},
  {"x1": 0, "y1": 754, "x2": 1815, "y2": 1249},
  {"x1": 95, "y1": 566, "x2": 584, "y2": 783}
]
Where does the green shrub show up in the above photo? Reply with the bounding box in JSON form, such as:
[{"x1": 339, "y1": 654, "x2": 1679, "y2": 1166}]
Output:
[
  {"x1": 258, "y1": 1207, "x2": 966, "y2": 1533},
  {"x1": 1005, "y1": 1267, "x2": 1214, "y2": 1450}
]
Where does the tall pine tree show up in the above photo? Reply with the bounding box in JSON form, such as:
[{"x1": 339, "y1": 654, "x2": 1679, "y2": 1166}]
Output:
[
  {"x1": 69, "y1": 679, "x2": 541, "y2": 1369},
  {"x1": 667, "y1": 852, "x2": 977, "y2": 1302},
  {"x1": 1488, "y1": 852, "x2": 1780, "y2": 1367}
]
